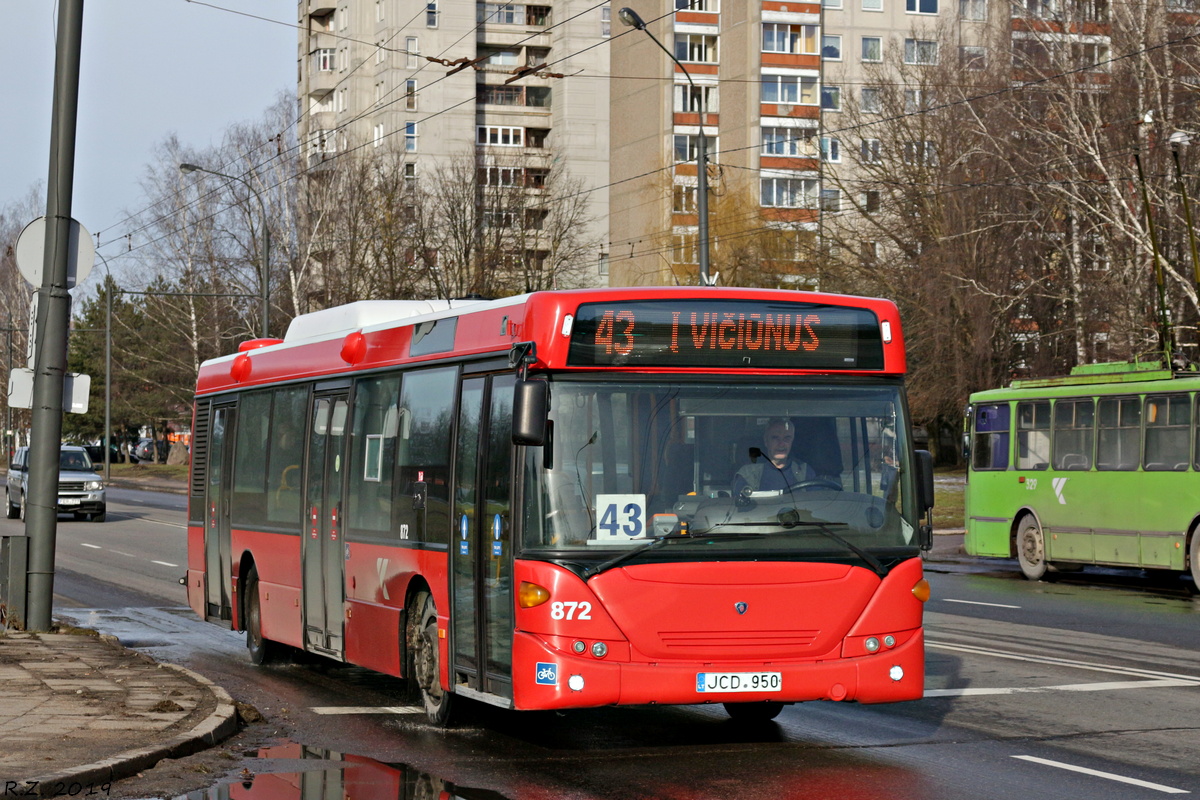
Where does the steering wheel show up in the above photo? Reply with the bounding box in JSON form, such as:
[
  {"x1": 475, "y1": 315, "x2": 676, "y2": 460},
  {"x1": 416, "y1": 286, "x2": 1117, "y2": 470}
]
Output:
[{"x1": 793, "y1": 478, "x2": 843, "y2": 491}]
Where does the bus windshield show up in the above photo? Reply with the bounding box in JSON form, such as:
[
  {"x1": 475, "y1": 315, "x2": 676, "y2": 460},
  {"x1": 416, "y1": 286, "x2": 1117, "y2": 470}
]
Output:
[{"x1": 522, "y1": 378, "x2": 918, "y2": 558}]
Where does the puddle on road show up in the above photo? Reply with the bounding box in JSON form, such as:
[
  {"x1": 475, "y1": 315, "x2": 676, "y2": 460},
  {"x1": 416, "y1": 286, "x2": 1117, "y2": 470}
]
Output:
[{"x1": 172, "y1": 744, "x2": 507, "y2": 800}]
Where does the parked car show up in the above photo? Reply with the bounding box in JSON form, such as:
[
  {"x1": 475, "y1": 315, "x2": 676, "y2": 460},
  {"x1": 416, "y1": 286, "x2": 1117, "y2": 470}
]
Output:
[
  {"x1": 6, "y1": 445, "x2": 107, "y2": 522},
  {"x1": 133, "y1": 438, "x2": 168, "y2": 463},
  {"x1": 83, "y1": 444, "x2": 123, "y2": 465}
]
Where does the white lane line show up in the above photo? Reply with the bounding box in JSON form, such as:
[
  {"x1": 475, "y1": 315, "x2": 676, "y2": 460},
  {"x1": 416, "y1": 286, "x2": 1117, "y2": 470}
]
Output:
[
  {"x1": 310, "y1": 706, "x2": 424, "y2": 715},
  {"x1": 926, "y1": 678, "x2": 1198, "y2": 697},
  {"x1": 928, "y1": 641, "x2": 1200, "y2": 683},
  {"x1": 1013, "y1": 755, "x2": 1190, "y2": 794},
  {"x1": 81, "y1": 543, "x2": 102, "y2": 549},
  {"x1": 109, "y1": 549, "x2": 138, "y2": 558},
  {"x1": 151, "y1": 560, "x2": 178, "y2": 568},
  {"x1": 942, "y1": 598, "x2": 1021, "y2": 609}
]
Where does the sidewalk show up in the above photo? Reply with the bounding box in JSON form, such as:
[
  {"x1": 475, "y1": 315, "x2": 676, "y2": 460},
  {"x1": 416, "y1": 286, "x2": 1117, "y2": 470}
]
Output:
[{"x1": 0, "y1": 629, "x2": 238, "y2": 796}]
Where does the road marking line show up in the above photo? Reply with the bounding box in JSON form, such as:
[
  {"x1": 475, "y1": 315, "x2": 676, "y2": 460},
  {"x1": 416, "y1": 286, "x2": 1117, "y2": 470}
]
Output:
[
  {"x1": 927, "y1": 641, "x2": 1200, "y2": 684},
  {"x1": 926, "y1": 678, "x2": 1198, "y2": 697},
  {"x1": 943, "y1": 598, "x2": 1021, "y2": 609},
  {"x1": 1013, "y1": 755, "x2": 1190, "y2": 794},
  {"x1": 151, "y1": 560, "x2": 178, "y2": 568},
  {"x1": 109, "y1": 549, "x2": 138, "y2": 557},
  {"x1": 310, "y1": 706, "x2": 424, "y2": 715},
  {"x1": 81, "y1": 543, "x2": 101, "y2": 549}
]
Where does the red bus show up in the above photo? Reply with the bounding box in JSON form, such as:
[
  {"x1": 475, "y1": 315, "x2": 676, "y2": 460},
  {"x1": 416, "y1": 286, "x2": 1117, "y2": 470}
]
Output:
[{"x1": 185, "y1": 287, "x2": 934, "y2": 724}]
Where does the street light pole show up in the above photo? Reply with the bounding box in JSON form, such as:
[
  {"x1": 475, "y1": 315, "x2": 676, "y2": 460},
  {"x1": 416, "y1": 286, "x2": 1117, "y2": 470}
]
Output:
[
  {"x1": 619, "y1": 7, "x2": 712, "y2": 286},
  {"x1": 179, "y1": 163, "x2": 271, "y2": 338}
]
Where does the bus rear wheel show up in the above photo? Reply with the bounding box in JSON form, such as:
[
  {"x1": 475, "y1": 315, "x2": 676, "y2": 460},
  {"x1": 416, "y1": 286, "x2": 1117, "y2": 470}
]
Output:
[
  {"x1": 409, "y1": 591, "x2": 454, "y2": 726},
  {"x1": 1016, "y1": 515, "x2": 1048, "y2": 581},
  {"x1": 245, "y1": 567, "x2": 280, "y2": 665},
  {"x1": 723, "y1": 701, "x2": 785, "y2": 722},
  {"x1": 1189, "y1": 531, "x2": 1200, "y2": 594}
]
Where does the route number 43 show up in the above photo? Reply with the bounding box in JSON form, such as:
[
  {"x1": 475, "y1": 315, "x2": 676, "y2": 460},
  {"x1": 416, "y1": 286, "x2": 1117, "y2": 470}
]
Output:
[{"x1": 595, "y1": 494, "x2": 647, "y2": 542}]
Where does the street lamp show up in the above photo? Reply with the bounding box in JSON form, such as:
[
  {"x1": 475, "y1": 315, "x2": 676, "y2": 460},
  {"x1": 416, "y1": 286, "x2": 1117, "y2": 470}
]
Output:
[
  {"x1": 179, "y1": 163, "x2": 272, "y2": 338},
  {"x1": 619, "y1": 6, "x2": 712, "y2": 286}
]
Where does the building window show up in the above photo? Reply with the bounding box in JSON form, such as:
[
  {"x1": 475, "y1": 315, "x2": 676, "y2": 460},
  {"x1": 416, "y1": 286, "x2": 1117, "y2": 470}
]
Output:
[
  {"x1": 1073, "y1": 42, "x2": 1110, "y2": 70},
  {"x1": 598, "y1": 251, "x2": 609, "y2": 277},
  {"x1": 762, "y1": 75, "x2": 819, "y2": 105},
  {"x1": 315, "y1": 48, "x2": 335, "y2": 71},
  {"x1": 334, "y1": 87, "x2": 347, "y2": 113},
  {"x1": 675, "y1": 33, "x2": 718, "y2": 63},
  {"x1": 821, "y1": 85, "x2": 842, "y2": 111},
  {"x1": 405, "y1": 122, "x2": 418, "y2": 152},
  {"x1": 311, "y1": 129, "x2": 337, "y2": 154},
  {"x1": 404, "y1": 162, "x2": 416, "y2": 192},
  {"x1": 762, "y1": 126, "x2": 815, "y2": 157},
  {"x1": 907, "y1": 0, "x2": 938, "y2": 11},
  {"x1": 482, "y1": 167, "x2": 522, "y2": 186},
  {"x1": 762, "y1": 23, "x2": 818, "y2": 55},
  {"x1": 673, "y1": 183, "x2": 698, "y2": 213},
  {"x1": 602, "y1": 6, "x2": 611, "y2": 36},
  {"x1": 676, "y1": 0, "x2": 719, "y2": 9},
  {"x1": 672, "y1": 232, "x2": 699, "y2": 264},
  {"x1": 674, "y1": 83, "x2": 718, "y2": 114},
  {"x1": 904, "y1": 89, "x2": 936, "y2": 113},
  {"x1": 1015, "y1": 0, "x2": 1055, "y2": 17},
  {"x1": 477, "y1": 125, "x2": 524, "y2": 146},
  {"x1": 373, "y1": 123, "x2": 385, "y2": 148},
  {"x1": 823, "y1": 0, "x2": 843, "y2": 8},
  {"x1": 820, "y1": 188, "x2": 841, "y2": 211},
  {"x1": 862, "y1": 37, "x2": 882, "y2": 61},
  {"x1": 861, "y1": 138, "x2": 882, "y2": 163},
  {"x1": 960, "y1": 45, "x2": 986, "y2": 69},
  {"x1": 338, "y1": 48, "x2": 349, "y2": 71},
  {"x1": 760, "y1": 177, "x2": 819, "y2": 208},
  {"x1": 674, "y1": 134, "x2": 714, "y2": 162},
  {"x1": 406, "y1": 80, "x2": 418, "y2": 110},
  {"x1": 904, "y1": 39, "x2": 939, "y2": 64},
  {"x1": 426, "y1": 1, "x2": 438, "y2": 27},
  {"x1": 960, "y1": 0, "x2": 987, "y2": 18},
  {"x1": 861, "y1": 87, "x2": 882, "y2": 113},
  {"x1": 376, "y1": 40, "x2": 387, "y2": 65},
  {"x1": 406, "y1": 37, "x2": 419, "y2": 69},
  {"x1": 863, "y1": 0, "x2": 883, "y2": 9},
  {"x1": 482, "y1": 3, "x2": 525, "y2": 23},
  {"x1": 820, "y1": 137, "x2": 841, "y2": 162},
  {"x1": 376, "y1": 0, "x2": 384, "y2": 20},
  {"x1": 822, "y1": 35, "x2": 842, "y2": 60},
  {"x1": 862, "y1": 190, "x2": 882, "y2": 212},
  {"x1": 903, "y1": 141, "x2": 937, "y2": 165}
]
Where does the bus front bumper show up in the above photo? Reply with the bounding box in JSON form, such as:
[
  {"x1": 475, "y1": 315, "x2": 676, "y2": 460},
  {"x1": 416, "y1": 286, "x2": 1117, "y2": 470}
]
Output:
[{"x1": 510, "y1": 628, "x2": 924, "y2": 711}]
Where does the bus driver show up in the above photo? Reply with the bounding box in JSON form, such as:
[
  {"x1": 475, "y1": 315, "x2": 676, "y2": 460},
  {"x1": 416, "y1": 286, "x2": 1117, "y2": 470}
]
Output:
[{"x1": 733, "y1": 418, "x2": 823, "y2": 494}]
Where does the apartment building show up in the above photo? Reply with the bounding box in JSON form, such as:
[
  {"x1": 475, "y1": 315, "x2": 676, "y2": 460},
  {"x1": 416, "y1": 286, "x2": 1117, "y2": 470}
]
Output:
[
  {"x1": 296, "y1": 1, "x2": 613, "y2": 289},
  {"x1": 610, "y1": 1, "x2": 824, "y2": 287}
]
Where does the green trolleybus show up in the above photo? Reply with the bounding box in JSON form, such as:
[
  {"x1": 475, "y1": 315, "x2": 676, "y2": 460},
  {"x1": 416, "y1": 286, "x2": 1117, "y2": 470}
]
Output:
[{"x1": 964, "y1": 362, "x2": 1199, "y2": 588}]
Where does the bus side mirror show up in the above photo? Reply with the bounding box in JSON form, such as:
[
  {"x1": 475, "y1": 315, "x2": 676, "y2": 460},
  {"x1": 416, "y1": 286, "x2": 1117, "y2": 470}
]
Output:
[
  {"x1": 512, "y1": 378, "x2": 549, "y2": 446},
  {"x1": 914, "y1": 449, "x2": 934, "y2": 551}
]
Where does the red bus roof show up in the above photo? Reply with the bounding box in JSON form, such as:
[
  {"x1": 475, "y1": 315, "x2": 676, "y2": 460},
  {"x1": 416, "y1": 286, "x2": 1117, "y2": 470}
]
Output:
[{"x1": 195, "y1": 287, "x2": 906, "y2": 396}]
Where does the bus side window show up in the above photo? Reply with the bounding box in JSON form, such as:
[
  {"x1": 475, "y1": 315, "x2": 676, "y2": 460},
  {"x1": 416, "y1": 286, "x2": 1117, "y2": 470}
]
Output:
[
  {"x1": 1097, "y1": 397, "x2": 1140, "y2": 471},
  {"x1": 1016, "y1": 401, "x2": 1050, "y2": 470},
  {"x1": 1146, "y1": 394, "x2": 1191, "y2": 471},
  {"x1": 395, "y1": 366, "x2": 457, "y2": 545},
  {"x1": 1052, "y1": 399, "x2": 1094, "y2": 471},
  {"x1": 971, "y1": 404, "x2": 1010, "y2": 471}
]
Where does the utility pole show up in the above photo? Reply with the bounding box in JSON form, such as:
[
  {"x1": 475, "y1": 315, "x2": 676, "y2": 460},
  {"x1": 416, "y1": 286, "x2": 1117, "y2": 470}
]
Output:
[{"x1": 25, "y1": 0, "x2": 85, "y2": 632}]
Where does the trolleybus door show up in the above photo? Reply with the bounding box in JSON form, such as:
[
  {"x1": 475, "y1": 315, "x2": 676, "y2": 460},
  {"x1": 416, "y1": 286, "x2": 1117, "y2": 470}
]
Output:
[
  {"x1": 303, "y1": 392, "x2": 350, "y2": 657},
  {"x1": 204, "y1": 403, "x2": 236, "y2": 620},
  {"x1": 451, "y1": 374, "x2": 515, "y2": 699}
]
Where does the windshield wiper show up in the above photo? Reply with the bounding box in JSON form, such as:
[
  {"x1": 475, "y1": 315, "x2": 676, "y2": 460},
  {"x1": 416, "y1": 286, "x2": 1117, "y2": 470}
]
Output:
[
  {"x1": 582, "y1": 535, "x2": 676, "y2": 579},
  {"x1": 774, "y1": 511, "x2": 888, "y2": 577}
]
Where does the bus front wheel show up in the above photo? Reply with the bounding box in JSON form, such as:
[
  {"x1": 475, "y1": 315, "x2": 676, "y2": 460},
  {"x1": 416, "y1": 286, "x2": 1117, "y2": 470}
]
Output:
[
  {"x1": 245, "y1": 567, "x2": 280, "y2": 665},
  {"x1": 409, "y1": 591, "x2": 455, "y2": 726},
  {"x1": 1016, "y1": 515, "x2": 1049, "y2": 581}
]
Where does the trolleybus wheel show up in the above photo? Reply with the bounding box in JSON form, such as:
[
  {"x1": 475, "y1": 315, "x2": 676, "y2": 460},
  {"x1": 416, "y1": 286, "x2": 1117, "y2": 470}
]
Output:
[
  {"x1": 245, "y1": 567, "x2": 279, "y2": 665},
  {"x1": 1189, "y1": 529, "x2": 1200, "y2": 595},
  {"x1": 410, "y1": 591, "x2": 455, "y2": 726},
  {"x1": 1015, "y1": 514, "x2": 1048, "y2": 581},
  {"x1": 723, "y1": 701, "x2": 785, "y2": 722}
]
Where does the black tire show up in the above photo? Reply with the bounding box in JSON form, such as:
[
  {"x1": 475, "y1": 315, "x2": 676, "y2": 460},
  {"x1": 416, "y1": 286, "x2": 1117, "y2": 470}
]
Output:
[
  {"x1": 245, "y1": 567, "x2": 280, "y2": 665},
  {"x1": 1015, "y1": 514, "x2": 1048, "y2": 581},
  {"x1": 1188, "y1": 530, "x2": 1200, "y2": 595},
  {"x1": 18, "y1": 493, "x2": 25, "y2": 522},
  {"x1": 409, "y1": 591, "x2": 455, "y2": 726},
  {"x1": 723, "y1": 701, "x2": 785, "y2": 722},
  {"x1": 6, "y1": 489, "x2": 19, "y2": 520},
  {"x1": 90, "y1": 510, "x2": 106, "y2": 523}
]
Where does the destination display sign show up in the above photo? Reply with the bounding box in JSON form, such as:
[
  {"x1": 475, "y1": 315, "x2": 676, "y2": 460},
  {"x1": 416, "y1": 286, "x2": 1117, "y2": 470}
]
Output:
[{"x1": 566, "y1": 300, "x2": 884, "y2": 370}]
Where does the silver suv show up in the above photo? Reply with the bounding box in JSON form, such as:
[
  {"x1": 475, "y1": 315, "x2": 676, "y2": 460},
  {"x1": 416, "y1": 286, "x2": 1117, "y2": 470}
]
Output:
[{"x1": 6, "y1": 445, "x2": 107, "y2": 522}]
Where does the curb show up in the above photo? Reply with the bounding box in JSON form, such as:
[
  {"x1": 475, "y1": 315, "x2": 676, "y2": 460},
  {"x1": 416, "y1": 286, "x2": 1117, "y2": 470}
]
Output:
[{"x1": 25, "y1": 660, "x2": 240, "y2": 796}]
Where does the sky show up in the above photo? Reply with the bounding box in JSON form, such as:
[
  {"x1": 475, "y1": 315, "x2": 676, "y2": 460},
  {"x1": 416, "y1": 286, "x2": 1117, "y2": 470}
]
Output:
[{"x1": 3, "y1": 0, "x2": 295, "y2": 274}]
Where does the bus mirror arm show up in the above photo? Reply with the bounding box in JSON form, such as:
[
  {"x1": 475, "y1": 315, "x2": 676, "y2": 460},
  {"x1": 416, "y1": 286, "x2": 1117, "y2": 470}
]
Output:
[{"x1": 914, "y1": 450, "x2": 935, "y2": 551}]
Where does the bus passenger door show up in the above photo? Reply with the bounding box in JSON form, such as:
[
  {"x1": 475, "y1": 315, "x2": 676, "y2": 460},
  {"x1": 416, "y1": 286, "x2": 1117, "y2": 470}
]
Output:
[
  {"x1": 451, "y1": 374, "x2": 515, "y2": 700},
  {"x1": 204, "y1": 404, "x2": 236, "y2": 621},
  {"x1": 303, "y1": 392, "x2": 350, "y2": 658}
]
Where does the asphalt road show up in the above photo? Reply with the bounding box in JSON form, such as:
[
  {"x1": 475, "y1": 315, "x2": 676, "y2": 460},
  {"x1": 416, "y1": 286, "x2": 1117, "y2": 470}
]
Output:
[{"x1": 5, "y1": 488, "x2": 1198, "y2": 800}]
